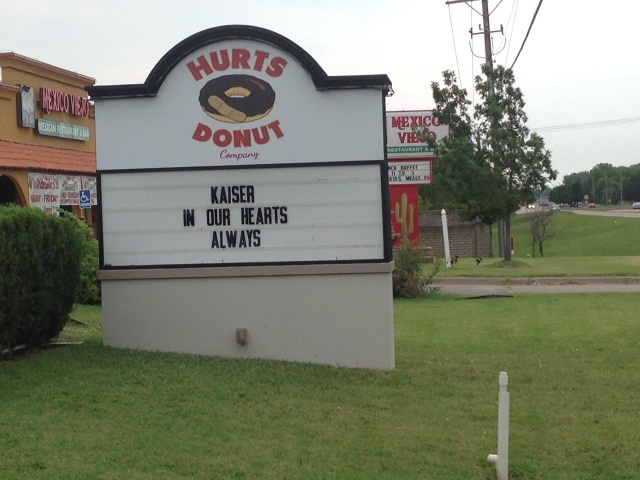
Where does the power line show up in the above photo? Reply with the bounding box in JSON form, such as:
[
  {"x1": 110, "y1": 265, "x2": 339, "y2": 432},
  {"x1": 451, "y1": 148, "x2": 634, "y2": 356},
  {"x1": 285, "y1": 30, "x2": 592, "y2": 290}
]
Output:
[
  {"x1": 448, "y1": 3, "x2": 463, "y2": 87},
  {"x1": 509, "y1": 0, "x2": 543, "y2": 69},
  {"x1": 532, "y1": 117, "x2": 640, "y2": 133},
  {"x1": 522, "y1": 77, "x2": 640, "y2": 90},
  {"x1": 503, "y1": 0, "x2": 519, "y2": 66},
  {"x1": 470, "y1": 4, "x2": 476, "y2": 107},
  {"x1": 489, "y1": 0, "x2": 506, "y2": 15},
  {"x1": 390, "y1": 75, "x2": 640, "y2": 101}
]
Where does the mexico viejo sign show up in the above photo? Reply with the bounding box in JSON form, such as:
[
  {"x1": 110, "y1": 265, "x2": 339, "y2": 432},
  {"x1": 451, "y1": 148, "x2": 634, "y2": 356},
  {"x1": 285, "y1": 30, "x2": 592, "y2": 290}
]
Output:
[
  {"x1": 36, "y1": 86, "x2": 91, "y2": 141},
  {"x1": 87, "y1": 25, "x2": 395, "y2": 369},
  {"x1": 386, "y1": 110, "x2": 449, "y2": 158},
  {"x1": 40, "y1": 87, "x2": 90, "y2": 116}
]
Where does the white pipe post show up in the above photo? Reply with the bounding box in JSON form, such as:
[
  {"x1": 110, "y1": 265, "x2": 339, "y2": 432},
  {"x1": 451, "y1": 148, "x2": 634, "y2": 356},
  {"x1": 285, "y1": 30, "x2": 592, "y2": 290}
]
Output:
[
  {"x1": 497, "y1": 372, "x2": 510, "y2": 480},
  {"x1": 488, "y1": 372, "x2": 510, "y2": 480},
  {"x1": 440, "y1": 209, "x2": 451, "y2": 268}
]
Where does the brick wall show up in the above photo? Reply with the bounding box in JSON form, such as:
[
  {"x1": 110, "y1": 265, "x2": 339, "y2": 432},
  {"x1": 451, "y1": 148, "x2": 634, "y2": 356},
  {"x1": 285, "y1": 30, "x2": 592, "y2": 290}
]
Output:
[{"x1": 418, "y1": 210, "x2": 493, "y2": 258}]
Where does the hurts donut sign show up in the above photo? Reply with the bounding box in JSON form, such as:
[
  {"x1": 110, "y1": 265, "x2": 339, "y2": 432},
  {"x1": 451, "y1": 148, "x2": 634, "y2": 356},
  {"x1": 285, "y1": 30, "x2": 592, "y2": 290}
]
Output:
[
  {"x1": 189, "y1": 48, "x2": 287, "y2": 157},
  {"x1": 87, "y1": 25, "x2": 396, "y2": 369}
]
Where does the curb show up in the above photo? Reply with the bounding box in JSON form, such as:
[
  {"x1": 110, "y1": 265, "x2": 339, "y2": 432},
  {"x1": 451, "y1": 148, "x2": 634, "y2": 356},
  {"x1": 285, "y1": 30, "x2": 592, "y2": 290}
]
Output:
[{"x1": 434, "y1": 276, "x2": 640, "y2": 286}]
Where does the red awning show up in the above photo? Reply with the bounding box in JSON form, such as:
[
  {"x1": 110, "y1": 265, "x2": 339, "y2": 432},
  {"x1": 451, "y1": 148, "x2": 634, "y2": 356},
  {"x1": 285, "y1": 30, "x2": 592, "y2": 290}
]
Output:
[{"x1": 0, "y1": 140, "x2": 96, "y2": 175}]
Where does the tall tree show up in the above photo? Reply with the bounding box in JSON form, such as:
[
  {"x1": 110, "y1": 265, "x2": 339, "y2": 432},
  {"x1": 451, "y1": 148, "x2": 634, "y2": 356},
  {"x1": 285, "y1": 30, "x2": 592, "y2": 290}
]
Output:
[{"x1": 419, "y1": 66, "x2": 556, "y2": 260}]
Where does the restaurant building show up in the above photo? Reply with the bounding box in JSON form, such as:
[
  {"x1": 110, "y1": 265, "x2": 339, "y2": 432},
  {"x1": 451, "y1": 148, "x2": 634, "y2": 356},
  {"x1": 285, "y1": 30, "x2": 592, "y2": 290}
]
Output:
[{"x1": 0, "y1": 52, "x2": 97, "y2": 231}]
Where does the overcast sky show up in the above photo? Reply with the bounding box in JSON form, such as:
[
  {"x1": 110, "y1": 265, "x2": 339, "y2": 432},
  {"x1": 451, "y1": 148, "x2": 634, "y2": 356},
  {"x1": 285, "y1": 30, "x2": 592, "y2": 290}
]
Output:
[{"x1": 3, "y1": 0, "x2": 639, "y2": 183}]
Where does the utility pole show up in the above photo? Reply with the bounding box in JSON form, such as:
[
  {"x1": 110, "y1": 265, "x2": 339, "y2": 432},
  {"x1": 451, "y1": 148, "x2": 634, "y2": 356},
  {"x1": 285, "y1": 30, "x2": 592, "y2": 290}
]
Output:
[
  {"x1": 447, "y1": 0, "x2": 506, "y2": 257},
  {"x1": 446, "y1": 0, "x2": 501, "y2": 67},
  {"x1": 481, "y1": 0, "x2": 494, "y2": 86},
  {"x1": 446, "y1": 0, "x2": 501, "y2": 71},
  {"x1": 477, "y1": 0, "x2": 503, "y2": 257}
]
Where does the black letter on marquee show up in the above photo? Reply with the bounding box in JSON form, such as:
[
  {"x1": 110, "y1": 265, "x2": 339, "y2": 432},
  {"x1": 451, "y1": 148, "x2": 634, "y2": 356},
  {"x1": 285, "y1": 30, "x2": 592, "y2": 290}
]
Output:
[{"x1": 183, "y1": 209, "x2": 195, "y2": 227}]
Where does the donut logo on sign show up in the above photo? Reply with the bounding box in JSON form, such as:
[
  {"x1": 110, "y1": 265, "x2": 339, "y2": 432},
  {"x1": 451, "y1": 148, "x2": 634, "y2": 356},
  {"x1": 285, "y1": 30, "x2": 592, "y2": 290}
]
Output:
[
  {"x1": 189, "y1": 48, "x2": 287, "y2": 160},
  {"x1": 198, "y1": 74, "x2": 276, "y2": 124}
]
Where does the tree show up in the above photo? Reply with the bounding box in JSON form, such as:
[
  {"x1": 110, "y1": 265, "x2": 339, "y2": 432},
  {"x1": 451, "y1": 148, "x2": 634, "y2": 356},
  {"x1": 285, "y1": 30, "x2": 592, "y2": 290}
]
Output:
[
  {"x1": 625, "y1": 166, "x2": 640, "y2": 201},
  {"x1": 529, "y1": 209, "x2": 555, "y2": 257},
  {"x1": 550, "y1": 164, "x2": 640, "y2": 206},
  {"x1": 549, "y1": 173, "x2": 586, "y2": 205},
  {"x1": 418, "y1": 66, "x2": 556, "y2": 260},
  {"x1": 417, "y1": 158, "x2": 463, "y2": 210}
]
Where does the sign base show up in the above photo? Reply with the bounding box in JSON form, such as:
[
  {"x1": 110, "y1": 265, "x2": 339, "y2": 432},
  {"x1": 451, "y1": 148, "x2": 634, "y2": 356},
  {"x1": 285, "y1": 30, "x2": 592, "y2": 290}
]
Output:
[{"x1": 99, "y1": 263, "x2": 395, "y2": 370}]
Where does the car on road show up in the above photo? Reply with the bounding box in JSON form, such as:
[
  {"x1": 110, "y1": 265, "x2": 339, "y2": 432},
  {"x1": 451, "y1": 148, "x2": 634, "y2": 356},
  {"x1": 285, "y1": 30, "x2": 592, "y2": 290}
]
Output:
[
  {"x1": 589, "y1": 203, "x2": 596, "y2": 208},
  {"x1": 633, "y1": 202, "x2": 640, "y2": 209},
  {"x1": 551, "y1": 204, "x2": 560, "y2": 212}
]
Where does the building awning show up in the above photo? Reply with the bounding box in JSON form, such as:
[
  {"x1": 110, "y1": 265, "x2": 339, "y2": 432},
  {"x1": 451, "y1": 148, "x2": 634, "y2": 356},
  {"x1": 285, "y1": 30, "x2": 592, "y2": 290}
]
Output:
[{"x1": 0, "y1": 140, "x2": 96, "y2": 175}]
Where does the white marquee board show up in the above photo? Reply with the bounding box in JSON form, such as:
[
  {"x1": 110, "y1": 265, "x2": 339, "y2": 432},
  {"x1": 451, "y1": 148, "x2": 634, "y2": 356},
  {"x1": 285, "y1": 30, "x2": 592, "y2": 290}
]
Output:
[
  {"x1": 101, "y1": 164, "x2": 385, "y2": 267},
  {"x1": 388, "y1": 160, "x2": 432, "y2": 185}
]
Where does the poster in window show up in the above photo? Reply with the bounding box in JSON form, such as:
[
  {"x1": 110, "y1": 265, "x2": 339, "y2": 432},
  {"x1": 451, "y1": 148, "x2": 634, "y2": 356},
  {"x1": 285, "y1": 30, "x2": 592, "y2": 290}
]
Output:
[{"x1": 18, "y1": 85, "x2": 35, "y2": 128}]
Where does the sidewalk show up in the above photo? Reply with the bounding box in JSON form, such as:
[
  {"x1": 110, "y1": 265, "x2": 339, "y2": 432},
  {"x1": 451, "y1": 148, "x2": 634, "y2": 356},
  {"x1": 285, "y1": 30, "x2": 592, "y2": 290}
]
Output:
[{"x1": 433, "y1": 276, "x2": 640, "y2": 296}]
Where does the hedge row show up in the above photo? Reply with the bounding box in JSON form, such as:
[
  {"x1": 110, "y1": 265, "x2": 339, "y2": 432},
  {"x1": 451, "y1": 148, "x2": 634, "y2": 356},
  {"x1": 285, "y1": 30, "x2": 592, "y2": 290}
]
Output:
[{"x1": 0, "y1": 206, "x2": 82, "y2": 354}]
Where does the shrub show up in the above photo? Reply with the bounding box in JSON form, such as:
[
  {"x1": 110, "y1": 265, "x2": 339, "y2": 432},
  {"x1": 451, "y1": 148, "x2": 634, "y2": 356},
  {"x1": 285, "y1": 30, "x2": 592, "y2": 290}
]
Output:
[
  {"x1": 392, "y1": 268, "x2": 422, "y2": 298},
  {"x1": 393, "y1": 245, "x2": 424, "y2": 276},
  {"x1": 0, "y1": 206, "x2": 82, "y2": 354},
  {"x1": 392, "y1": 246, "x2": 441, "y2": 298},
  {"x1": 65, "y1": 212, "x2": 101, "y2": 304}
]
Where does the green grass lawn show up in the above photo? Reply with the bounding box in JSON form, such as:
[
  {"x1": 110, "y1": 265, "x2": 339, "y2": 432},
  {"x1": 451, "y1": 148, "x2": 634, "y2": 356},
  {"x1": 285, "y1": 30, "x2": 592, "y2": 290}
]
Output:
[
  {"x1": 2, "y1": 295, "x2": 640, "y2": 479},
  {"x1": 436, "y1": 256, "x2": 640, "y2": 278},
  {"x1": 431, "y1": 212, "x2": 640, "y2": 278},
  {"x1": 2, "y1": 214, "x2": 638, "y2": 479},
  {"x1": 507, "y1": 212, "x2": 640, "y2": 258}
]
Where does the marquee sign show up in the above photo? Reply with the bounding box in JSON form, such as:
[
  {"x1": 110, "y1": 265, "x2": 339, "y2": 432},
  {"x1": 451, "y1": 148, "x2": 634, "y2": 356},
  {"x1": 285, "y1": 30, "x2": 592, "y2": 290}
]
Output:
[
  {"x1": 388, "y1": 160, "x2": 432, "y2": 185},
  {"x1": 101, "y1": 163, "x2": 385, "y2": 267},
  {"x1": 87, "y1": 25, "x2": 395, "y2": 369},
  {"x1": 91, "y1": 26, "x2": 393, "y2": 268}
]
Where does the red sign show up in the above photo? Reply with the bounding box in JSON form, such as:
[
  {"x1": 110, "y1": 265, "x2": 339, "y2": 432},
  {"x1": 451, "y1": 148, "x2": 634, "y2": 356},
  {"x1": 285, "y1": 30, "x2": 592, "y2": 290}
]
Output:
[
  {"x1": 40, "y1": 87, "x2": 90, "y2": 117},
  {"x1": 390, "y1": 185, "x2": 419, "y2": 247}
]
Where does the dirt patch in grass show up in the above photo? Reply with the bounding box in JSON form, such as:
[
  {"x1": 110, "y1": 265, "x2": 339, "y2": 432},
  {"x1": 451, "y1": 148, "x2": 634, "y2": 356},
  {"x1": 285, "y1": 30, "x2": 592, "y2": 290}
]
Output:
[{"x1": 485, "y1": 259, "x2": 532, "y2": 269}]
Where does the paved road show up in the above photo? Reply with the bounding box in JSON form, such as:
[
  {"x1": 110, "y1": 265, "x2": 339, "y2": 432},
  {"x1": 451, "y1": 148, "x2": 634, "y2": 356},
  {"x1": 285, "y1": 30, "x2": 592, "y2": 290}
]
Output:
[
  {"x1": 444, "y1": 208, "x2": 640, "y2": 296},
  {"x1": 434, "y1": 277, "x2": 640, "y2": 296},
  {"x1": 569, "y1": 208, "x2": 640, "y2": 218},
  {"x1": 520, "y1": 206, "x2": 640, "y2": 219}
]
